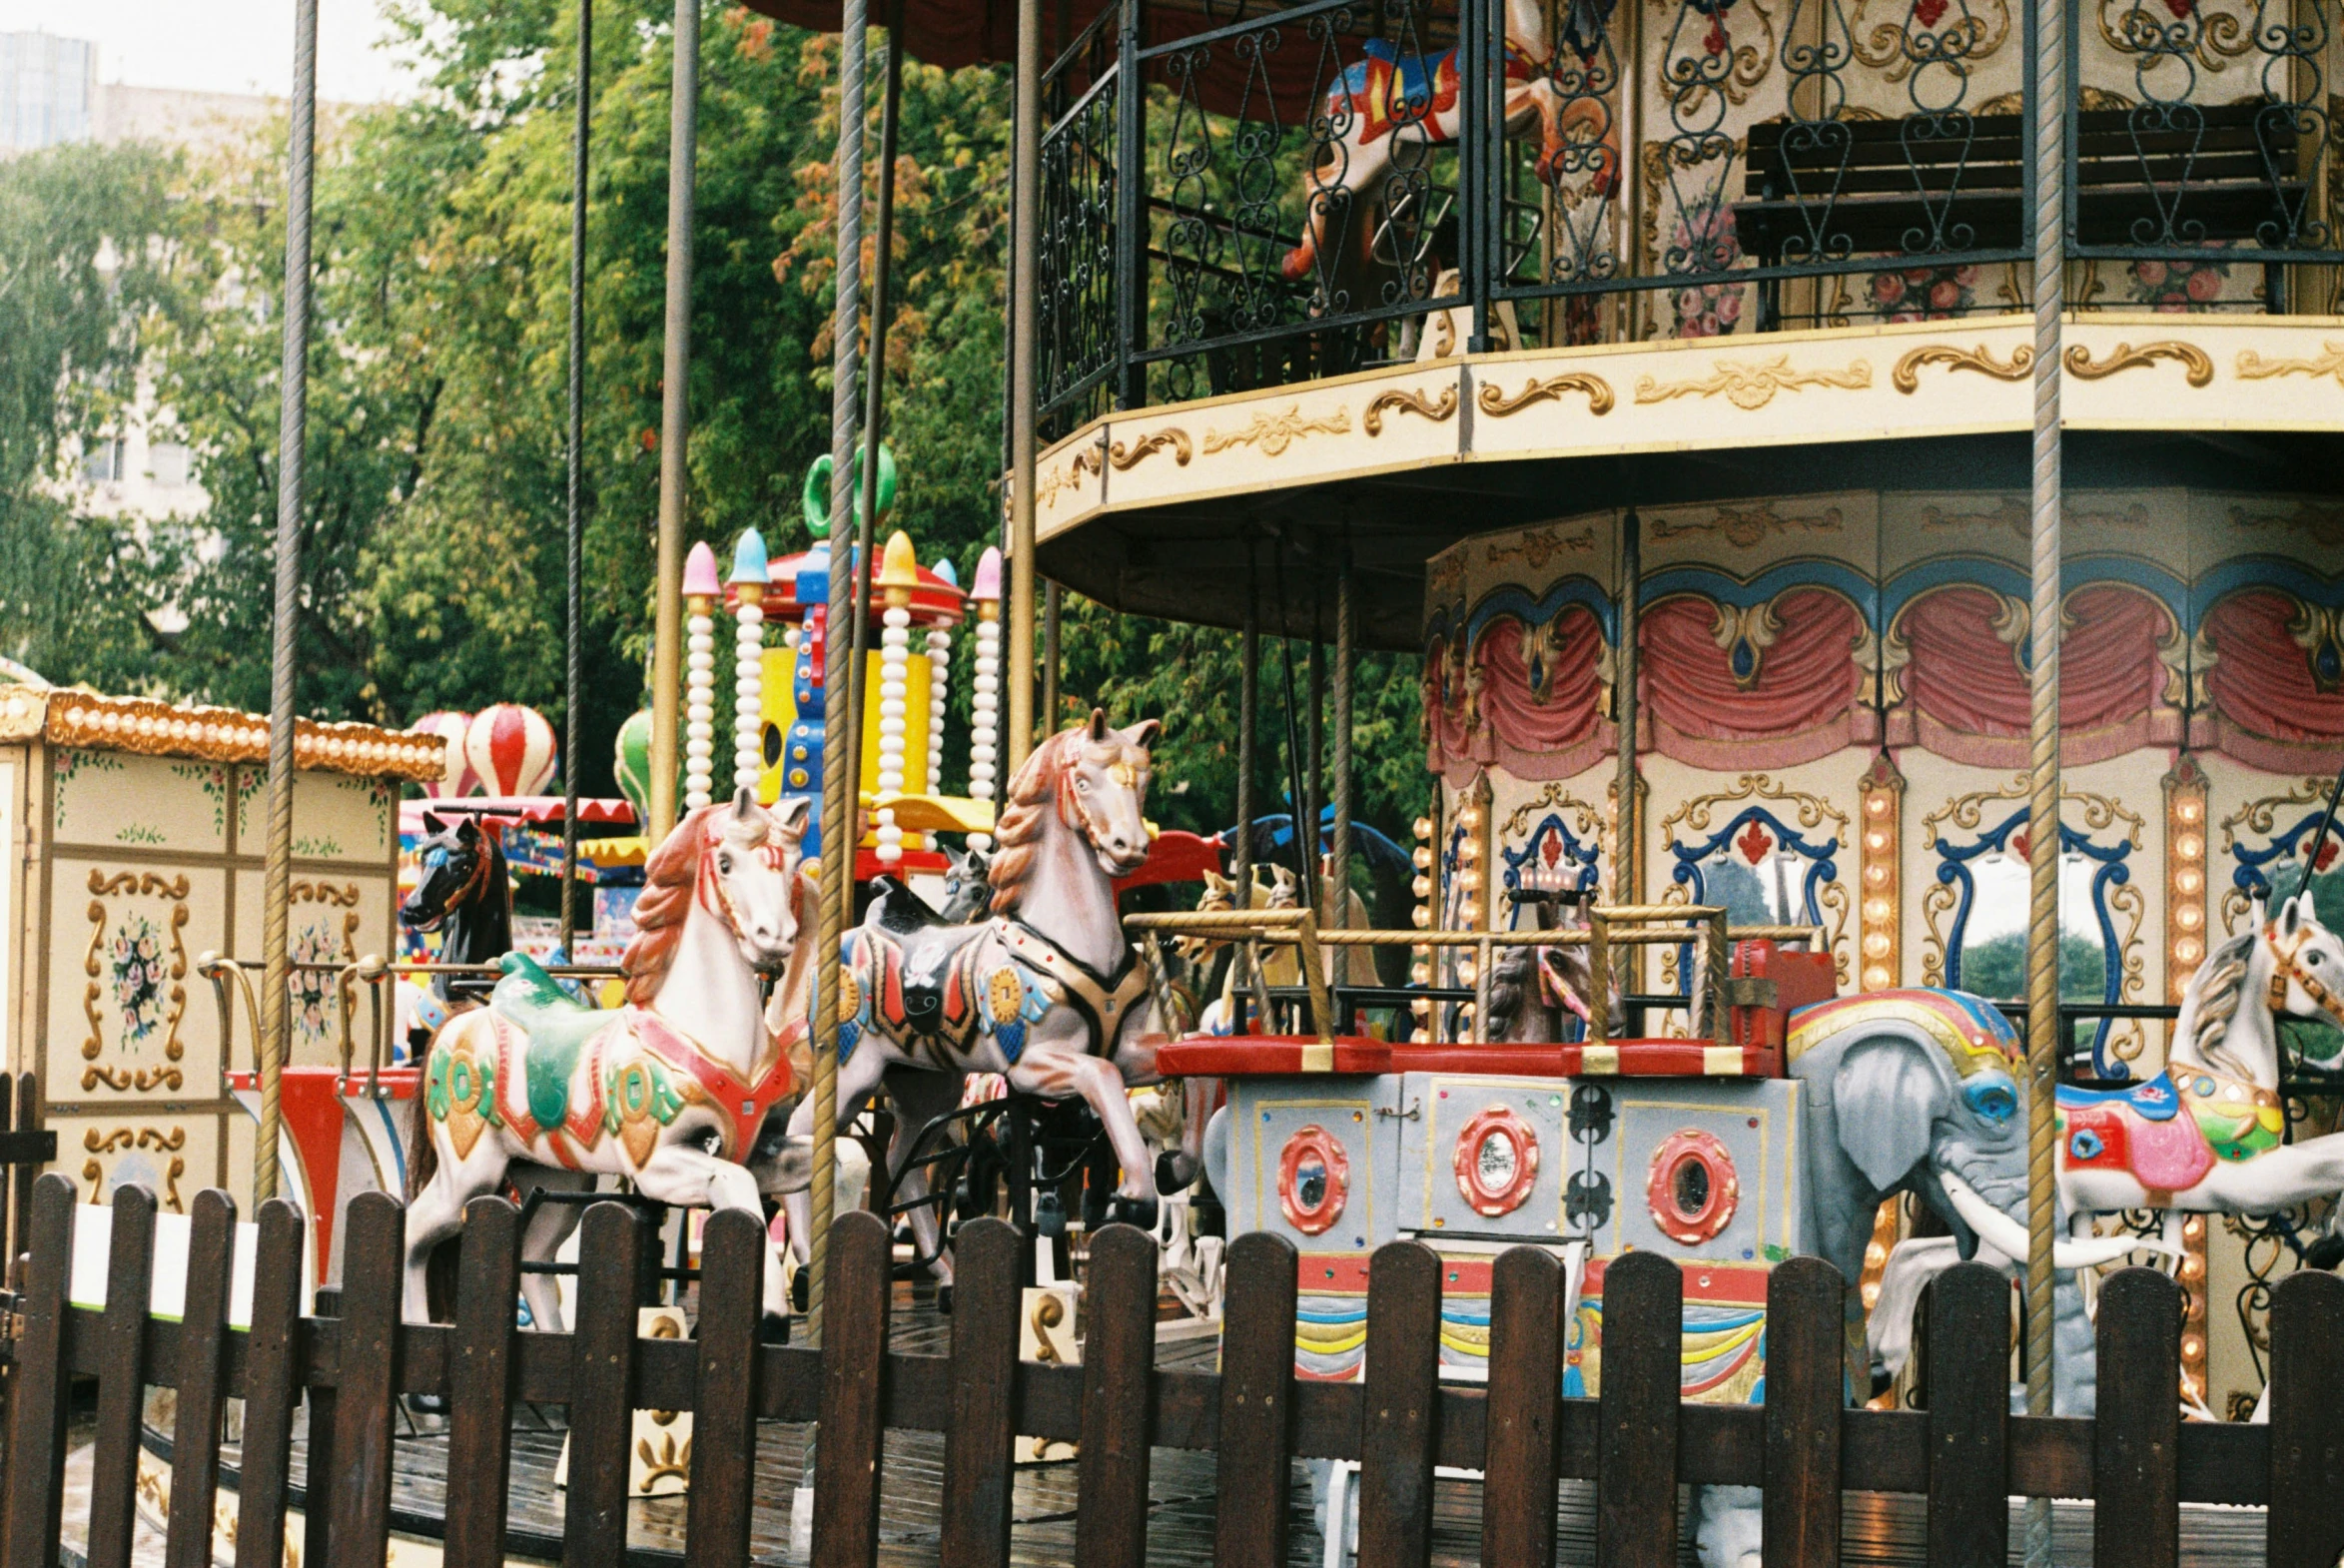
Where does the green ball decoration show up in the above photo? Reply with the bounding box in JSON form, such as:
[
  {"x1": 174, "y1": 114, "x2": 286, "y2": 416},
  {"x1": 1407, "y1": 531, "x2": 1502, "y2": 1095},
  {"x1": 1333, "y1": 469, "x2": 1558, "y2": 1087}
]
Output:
[{"x1": 614, "y1": 709, "x2": 656, "y2": 821}]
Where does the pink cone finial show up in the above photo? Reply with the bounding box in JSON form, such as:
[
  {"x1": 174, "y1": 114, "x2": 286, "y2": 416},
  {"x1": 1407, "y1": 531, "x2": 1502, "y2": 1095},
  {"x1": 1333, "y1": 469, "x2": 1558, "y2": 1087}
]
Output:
[{"x1": 972, "y1": 546, "x2": 1003, "y2": 601}]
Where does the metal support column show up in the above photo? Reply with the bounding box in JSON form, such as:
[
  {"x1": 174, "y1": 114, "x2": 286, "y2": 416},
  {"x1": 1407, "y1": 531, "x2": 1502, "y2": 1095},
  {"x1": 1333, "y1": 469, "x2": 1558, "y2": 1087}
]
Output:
[
  {"x1": 1614, "y1": 509, "x2": 1641, "y2": 1019},
  {"x1": 256, "y1": 0, "x2": 323, "y2": 1202},
  {"x1": 1329, "y1": 548, "x2": 1355, "y2": 932},
  {"x1": 1007, "y1": 0, "x2": 1042, "y2": 774},
  {"x1": 1236, "y1": 565, "x2": 1258, "y2": 907},
  {"x1": 1042, "y1": 580, "x2": 1062, "y2": 732},
  {"x1": 846, "y1": 5, "x2": 906, "y2": 786},
  {"x1": 810, "y1": 0, "x2": 871, "y2": 1340},
  {"x1": 2021, "y1": 0, "x2": 2067, "y2": 1552},
  {"x1": 647, "y1": 0, "x2": 700, "y2": 846},
  {"x1": 559, "y1": 0, "x2": 593, "y2": 957},
  {"x1": 1304, "y1": 624, "x2": 1325, "y2": 921}
]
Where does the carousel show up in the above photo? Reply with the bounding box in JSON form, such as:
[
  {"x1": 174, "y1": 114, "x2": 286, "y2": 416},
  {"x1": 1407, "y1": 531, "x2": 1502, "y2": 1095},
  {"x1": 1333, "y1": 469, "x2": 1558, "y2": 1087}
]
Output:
[{"x1": 27, "y1": 0, "x2": 2344, "y2": 1558}]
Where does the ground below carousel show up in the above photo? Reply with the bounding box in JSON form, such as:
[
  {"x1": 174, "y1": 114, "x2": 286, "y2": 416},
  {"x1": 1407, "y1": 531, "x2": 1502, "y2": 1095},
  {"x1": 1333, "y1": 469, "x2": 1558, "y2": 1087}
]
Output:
[{"x1": 63, "y1": 1280, "x2": 2263, "y2": 1567}]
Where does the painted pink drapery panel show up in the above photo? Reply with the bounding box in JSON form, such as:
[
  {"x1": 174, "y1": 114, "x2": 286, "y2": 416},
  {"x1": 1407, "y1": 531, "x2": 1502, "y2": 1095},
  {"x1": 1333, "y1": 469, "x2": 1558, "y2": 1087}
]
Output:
[
  {"x1": 1901, "y1": 584, "x2": 2175, "y2": 766},
  {"x1": 1640, "y1": 587, "x2": 1865, "y2": 768},
  {"x1": 1424, "y1": 609, "x2": 1610, "y2": 780},
  {"x1": 2203, "y1": 589, "x2": 2344, "y2": 771}
]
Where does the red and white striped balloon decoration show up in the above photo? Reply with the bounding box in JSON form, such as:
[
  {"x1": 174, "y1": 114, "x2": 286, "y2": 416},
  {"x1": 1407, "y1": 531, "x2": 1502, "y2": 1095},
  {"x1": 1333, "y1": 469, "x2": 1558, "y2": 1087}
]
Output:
[
  {"x1": 407, "y1": 711, "x2": 478, "y2": 798},
  {"x1": 462, "y1": 704, "x2": 558, "y2": 797}
]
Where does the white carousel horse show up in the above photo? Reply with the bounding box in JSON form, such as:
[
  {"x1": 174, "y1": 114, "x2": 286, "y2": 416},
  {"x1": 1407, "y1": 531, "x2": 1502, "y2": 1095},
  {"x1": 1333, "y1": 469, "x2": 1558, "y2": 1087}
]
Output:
[
  {"x1": 778, "y1": 711, "x2": 1191, "y2": 1289},
  {"x1": 1280, "y1": 0, "x2": 1620, "y2": 284},
  {"x1": 401, "y1": 790, "x2": 810, "y2": 1331}
]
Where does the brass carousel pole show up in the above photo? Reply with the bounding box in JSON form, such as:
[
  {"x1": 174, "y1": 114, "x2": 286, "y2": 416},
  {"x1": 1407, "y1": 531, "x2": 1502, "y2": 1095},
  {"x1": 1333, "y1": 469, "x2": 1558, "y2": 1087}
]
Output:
[
  {"x1": 810, "y1": 0, "x2": 871, "y2": 1341},
  {"x1": 1006, "y1": 0, "x2": 1042, "y2": 774},
  {"x1": 559, "y1": 0, "x2": 592, "y2": 956},
  {"x1": 256, "y1": 0, "x2": 324, "y2": 1202},
  {"x1": 647, "y1": 0, "x2": 700, "y2": 847},
  {"x1": 2021, "y1": 0, "x2": 2067, "y2": 1552}
]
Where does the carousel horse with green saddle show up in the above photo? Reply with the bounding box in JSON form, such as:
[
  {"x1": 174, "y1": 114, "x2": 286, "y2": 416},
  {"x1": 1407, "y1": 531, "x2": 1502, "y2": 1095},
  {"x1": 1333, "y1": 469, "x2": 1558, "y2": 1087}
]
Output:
[{"x1": 401, "y1": 789, "x2": 812, "y2": 1333}]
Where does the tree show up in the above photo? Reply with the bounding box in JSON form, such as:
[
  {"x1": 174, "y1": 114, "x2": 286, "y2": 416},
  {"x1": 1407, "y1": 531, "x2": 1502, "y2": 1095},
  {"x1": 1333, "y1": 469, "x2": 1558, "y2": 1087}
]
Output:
[{"x1": 0, "y1": 142, "x2": 186, "y2": 690}]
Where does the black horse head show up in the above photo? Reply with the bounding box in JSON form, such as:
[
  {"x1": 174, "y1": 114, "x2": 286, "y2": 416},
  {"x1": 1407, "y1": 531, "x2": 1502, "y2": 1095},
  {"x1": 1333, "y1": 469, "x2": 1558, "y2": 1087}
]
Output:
[{"x1": 402, "y1": 813, "x2": 512, "y2": 1003}]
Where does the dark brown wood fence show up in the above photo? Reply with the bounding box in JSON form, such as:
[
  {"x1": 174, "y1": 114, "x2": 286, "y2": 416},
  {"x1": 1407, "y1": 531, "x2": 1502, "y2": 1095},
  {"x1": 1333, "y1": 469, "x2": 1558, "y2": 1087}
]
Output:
[{"x1": 7, "y1": 1171, "x2": 2344, "y2": 1568}]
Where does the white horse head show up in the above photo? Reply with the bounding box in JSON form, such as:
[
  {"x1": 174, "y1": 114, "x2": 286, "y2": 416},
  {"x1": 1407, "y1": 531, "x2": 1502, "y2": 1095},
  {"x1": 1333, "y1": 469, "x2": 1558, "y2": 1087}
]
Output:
[
  {"x1": 2173, "y1": 892, "x2": 2344, "y2": 1088},
  {"x1": 624, "y1": 789, "x2": 810, "y2": 1002}
]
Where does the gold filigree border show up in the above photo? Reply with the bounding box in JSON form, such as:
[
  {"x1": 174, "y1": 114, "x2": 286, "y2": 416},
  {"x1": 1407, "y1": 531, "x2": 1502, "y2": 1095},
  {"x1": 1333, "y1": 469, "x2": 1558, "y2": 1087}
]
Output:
[
  {"x1": 81, "y1": 869, "x2": 192, "y2": 1095},
  {"x1": 1201, "y1": 405, "x2": 1351, "y2": 457},
  {"x1": 1656, "y1": 773, "x2": 1853, "y2": 991},
  {"x1": 1633, "y1": 356, "x2": 1873, "y2": 411},
  {"x1": 82, "y1": 1125, "x2": 187, "y2": 1211},
  {"x1": 1363, "y1": 385, "x2": 1460, "y2": 435},
  {"x1": 1108, "y1": 428, "x2": 1192, "y2": 469},
  {"x1": 1892, "y1": 343, "x2": 2034, "y2": 393},
  {"x1": 2236, "y1": 343, "x2": 2344, "y2": 387},
  {"x1": 2062, "y1": 340, "x2": 2214, "y2": 388},
  {"x1": 1476, "y1": 373, "x2": 1616, "y2": 418}
]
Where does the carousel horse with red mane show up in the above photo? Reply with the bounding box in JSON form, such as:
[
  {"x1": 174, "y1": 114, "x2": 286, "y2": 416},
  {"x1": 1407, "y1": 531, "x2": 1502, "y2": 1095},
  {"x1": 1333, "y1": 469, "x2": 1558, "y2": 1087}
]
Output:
[
  {"x1": 402, "y1": 789, "x2": 811, "y2": 1333},
  {"x1": 779, "y1": 710, "x2": 1191, "y2": 1291}
]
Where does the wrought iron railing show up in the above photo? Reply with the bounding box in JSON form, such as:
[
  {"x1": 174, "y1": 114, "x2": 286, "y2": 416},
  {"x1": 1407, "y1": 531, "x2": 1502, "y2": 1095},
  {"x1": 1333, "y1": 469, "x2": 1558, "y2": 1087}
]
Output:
[{"x1": 1031, "y1": 0, "x2": 2344, "y2": 427}]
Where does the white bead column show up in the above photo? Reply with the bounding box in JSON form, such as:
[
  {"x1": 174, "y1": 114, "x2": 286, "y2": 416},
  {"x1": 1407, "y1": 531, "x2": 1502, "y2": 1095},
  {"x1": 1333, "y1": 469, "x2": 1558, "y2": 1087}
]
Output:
[
  {"x1": 685, "y1": 607, "x2": 716, "y2": 809},
  {"x1": 925, "y1": 623, "x2": 950, "y2": 851},
  {"x1": 969, "y1": 606, "x2": 1000, "y2": 853},
  {"x1": 876, "y1": 601, "x2": 911, "y2": 864},
  {"x1": 734, "y1": 595, "x2": 764, "y2": 795}
]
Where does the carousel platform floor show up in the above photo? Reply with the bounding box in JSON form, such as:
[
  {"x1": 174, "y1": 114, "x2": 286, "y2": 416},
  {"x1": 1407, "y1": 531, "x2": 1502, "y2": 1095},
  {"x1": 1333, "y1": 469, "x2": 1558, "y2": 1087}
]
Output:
[{"x1": 63, "y1": 1285, "x2": 2269, "y2": 1568}]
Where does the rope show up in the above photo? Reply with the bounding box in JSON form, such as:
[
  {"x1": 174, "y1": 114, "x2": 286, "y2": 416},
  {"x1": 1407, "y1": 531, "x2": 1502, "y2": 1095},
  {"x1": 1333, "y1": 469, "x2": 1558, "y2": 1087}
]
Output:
[
  {"x1": 845, "y1": 10, "x2": 904, "y2": 804},
  {"x1": 2022, "y1": 0, "x2": 2067, "y2": 1557},
  {"x1": 256, "y1": 0, "x2": 323, "y2": 1204},
  {"x1": 560, "y1": 0, "x2": 592, "y2": 957},
  {"x1": 810, "y1": 0, "x2": 870, "y2": 1342}
]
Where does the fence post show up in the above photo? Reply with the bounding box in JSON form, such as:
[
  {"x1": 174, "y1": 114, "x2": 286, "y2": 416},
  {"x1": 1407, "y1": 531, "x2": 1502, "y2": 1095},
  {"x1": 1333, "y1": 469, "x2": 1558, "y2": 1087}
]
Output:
[
  {"x1": 686, "y1": 1207, "x2": 768, "y2": 1568},
  {"x1": 1764, "y1": 1255, "x2": 1844, "y2": 1568},
  {"x1": 163, "y1": 1190, "x2": 239, "y2": 1568},
  {"x1": 566, "y1": 1200, "x2": 647, "y2": 1568},
  {"x1": 813, "y1": 1209, "x2": 893, "y2": 1568},
  {"x1": 86, "y1": 1183, "x2": 158, "y2": 1568},
  {"x1": 328, "y1": 1192, "x2": 406, "y2": 1568},
  {"x1": 444, "y1": 1196, "x2": 522, "y2": 1568},
  {"x1": 941, "y1": 1217, "x2": 1022, "y2": 1568},
  {"x1": 2268, "y1": 1267, "x2": 2344, "y2": 1568},
  {"x1": 1215, "y1": 1230, "x2": 1298, "y2": 1568},
  {"x1": 1482, "y1": 1245, "x2": 1565, "y2": 1565},
  {"x1": 1077, "y1": 1223, "x2": 1160, "y2": 1568},
  {"x1": 231, "y1": 1199, "x2": 307, "y2": 1568},
  {"x1": 2, "y1": 1175, "x2": 75, "y2": 1568},
  {"x1": 2094, "y1": 1267, "x2": 2179, "y2": 1568},
  {"x1": 1926, "y1": 1262, "x2": 2009, "y2": 1565},
  {"x1": 1357, "y1": 1239, "x2": 1441, "y2": 1568},
  {"x1": 1597, "y1": 1249, "x2": 1680, "y2": 1568}
]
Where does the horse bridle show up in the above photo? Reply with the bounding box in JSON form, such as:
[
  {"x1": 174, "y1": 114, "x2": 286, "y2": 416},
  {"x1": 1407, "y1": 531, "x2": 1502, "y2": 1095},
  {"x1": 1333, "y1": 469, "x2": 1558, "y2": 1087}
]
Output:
[
  {"x1": 695, "y1": 825, "x2": 793, "y2": 961},
  {"x1": 2265, "y1": 917, "x2": 2344, "y2": 1029},
  {"x1": 421, "y1": 836, "x2": 492, "y2": 921},
  {"x1": 1057, "y1": 744, "x2": 1150, "y2": 875}
]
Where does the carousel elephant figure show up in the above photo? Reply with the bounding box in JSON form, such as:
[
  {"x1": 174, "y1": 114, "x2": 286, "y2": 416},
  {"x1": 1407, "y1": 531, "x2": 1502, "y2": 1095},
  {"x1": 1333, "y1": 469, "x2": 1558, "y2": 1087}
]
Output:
[{"x1": 1692, "y1": 993, "x2": 2151, "y2": 1568}]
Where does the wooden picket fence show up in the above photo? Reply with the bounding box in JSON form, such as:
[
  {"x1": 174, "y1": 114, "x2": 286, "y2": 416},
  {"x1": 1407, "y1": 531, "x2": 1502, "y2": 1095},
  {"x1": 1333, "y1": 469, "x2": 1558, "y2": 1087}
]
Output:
[{"x1": 6, "y1": 1169, "x2": 2344, "y2": 1568}]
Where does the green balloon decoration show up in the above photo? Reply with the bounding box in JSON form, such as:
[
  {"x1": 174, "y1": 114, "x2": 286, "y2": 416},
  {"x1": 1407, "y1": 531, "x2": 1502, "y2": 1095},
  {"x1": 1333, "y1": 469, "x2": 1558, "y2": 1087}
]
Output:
[
  {"x1": 614, "y1": 709, "x2": 657, "y2": 821},
  {"x1": 801, "y1": 442, "x2": 898, "y2": 539}
]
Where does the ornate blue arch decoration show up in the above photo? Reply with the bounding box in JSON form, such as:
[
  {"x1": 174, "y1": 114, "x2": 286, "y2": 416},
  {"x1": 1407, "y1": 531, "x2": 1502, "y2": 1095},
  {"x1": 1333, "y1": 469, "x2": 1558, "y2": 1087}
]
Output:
[
  {"x1": 1936, "y1": 807, "x2": 2134, "y2": 1079},
  {"x1": 1666, "y1": 805, "x2": 1841, "y2": 997},
  {"x1": 1463, "y1": 578, "x2": 1618, "y2": 649},
  {"x1": 1501, "y1": 813, "x2": 1602, "y2": 927},
  {"x1": 2231, "y1": 807, "x2": 2334, "y2": 905}
]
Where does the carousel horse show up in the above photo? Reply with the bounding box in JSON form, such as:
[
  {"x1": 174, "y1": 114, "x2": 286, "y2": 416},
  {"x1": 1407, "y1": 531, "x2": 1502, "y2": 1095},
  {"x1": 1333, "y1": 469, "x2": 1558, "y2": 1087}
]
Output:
[
  {"x1": 401, "y1": 789, "x2": 810, "y2": 1332},
  {"x1": 398, "y1": 813, "x2": 513, "y2": 1054},
  {"x1": 779, "y1": 710, "x2": 1190, "y2": 1290},
  {"x1": 1481, "y1": 929, "x2": 1625, "y2": 1042},
  {"x1": 1280, "y1": 0, "x2": 1622, "y2": 284}
]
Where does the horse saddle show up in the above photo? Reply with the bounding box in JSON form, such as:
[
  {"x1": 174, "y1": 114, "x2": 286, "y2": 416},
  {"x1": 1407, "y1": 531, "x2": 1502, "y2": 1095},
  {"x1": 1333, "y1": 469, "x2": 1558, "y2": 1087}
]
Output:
[
  {"x1": 488, "y1": 953, "x2": 619, "y2": 1141},
  {"x1": 862, "y1": 878, "x2": 993, "y2": 1044},
  {"x1": 2056, "y1": 1071, "x2": 2213, "y2": 1193}
]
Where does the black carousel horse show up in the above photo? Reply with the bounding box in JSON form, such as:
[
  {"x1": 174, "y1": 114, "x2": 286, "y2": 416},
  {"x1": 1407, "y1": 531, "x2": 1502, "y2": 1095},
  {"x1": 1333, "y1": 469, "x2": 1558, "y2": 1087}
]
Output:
[{"x1": 399, "y1": 812, "x2": 513, "y2": 1052}]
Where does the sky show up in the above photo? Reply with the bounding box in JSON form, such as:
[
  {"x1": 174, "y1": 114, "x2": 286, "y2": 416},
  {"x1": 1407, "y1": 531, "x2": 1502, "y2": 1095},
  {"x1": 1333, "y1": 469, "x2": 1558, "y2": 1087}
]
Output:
[{"x1": 0, "y1": 0, "x2": 421, "y2": 104}]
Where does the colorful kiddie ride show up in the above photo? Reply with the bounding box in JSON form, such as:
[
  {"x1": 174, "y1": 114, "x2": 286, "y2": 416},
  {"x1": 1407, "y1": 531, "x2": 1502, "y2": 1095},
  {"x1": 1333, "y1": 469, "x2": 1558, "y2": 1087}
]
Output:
[{"x1": 1154, "y1": 902, "x2": 2146, "y2": 1565}]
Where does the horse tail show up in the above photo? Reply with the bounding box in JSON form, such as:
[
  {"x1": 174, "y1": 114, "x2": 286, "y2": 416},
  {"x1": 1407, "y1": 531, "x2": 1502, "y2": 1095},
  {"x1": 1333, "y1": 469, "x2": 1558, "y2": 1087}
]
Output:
[{"x1": 406, "y1": 1036, "x2": 440, "y2": 1200}]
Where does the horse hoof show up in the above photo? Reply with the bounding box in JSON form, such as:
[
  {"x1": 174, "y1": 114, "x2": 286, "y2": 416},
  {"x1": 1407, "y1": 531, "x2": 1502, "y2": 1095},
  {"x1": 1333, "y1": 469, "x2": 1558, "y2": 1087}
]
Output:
[
  {"x1": 1156, "y1": 1153, "x2": 1195, "y2": 1194},
  {"x1": 936, "y1": 1284, "x2": 954, "y2": 1316},
  {"x1": 2307, "y1": 1234, "x2": 2344, "y2": 1271},
  {"x1": 760, "y1": 1312, "x2": 791, "y2": 1346},
  {"x1": 1108, "y1": 1195, "x2": 1159, "y2": 1231},
  {"x1": 791, "y1": 1269, "x2": 810, "y2": 1314}
]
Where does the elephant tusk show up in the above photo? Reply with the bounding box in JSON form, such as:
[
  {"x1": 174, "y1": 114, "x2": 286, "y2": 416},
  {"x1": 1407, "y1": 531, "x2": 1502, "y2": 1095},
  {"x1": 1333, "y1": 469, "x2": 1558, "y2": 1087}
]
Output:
[{"x1": 1937, "y1": 1171, "x2": 2178, "y2": 1270}]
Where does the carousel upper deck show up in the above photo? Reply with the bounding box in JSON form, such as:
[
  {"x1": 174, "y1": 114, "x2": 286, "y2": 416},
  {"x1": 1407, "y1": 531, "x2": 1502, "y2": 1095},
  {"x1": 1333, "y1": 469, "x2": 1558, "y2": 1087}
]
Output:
[{"x1": 1022, "y1": 0, "x2": 2344, "y2": 643}]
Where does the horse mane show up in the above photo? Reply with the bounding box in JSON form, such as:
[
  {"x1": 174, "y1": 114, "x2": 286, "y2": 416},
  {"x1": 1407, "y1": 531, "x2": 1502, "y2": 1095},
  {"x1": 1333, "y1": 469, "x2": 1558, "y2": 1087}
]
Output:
[
  {"x1": 1484, "y1": 943, "x2": 1538, "y2": 1040},
  {"x1": 2176, "y1": 929, "x2": 2257, "y2": 1079},
  {"x1": 987, "y1": 728, "x2": 1076, "y2": 917},
  {"x1": 621, "y1": 803, "x2": 718, "y2": 1005}
]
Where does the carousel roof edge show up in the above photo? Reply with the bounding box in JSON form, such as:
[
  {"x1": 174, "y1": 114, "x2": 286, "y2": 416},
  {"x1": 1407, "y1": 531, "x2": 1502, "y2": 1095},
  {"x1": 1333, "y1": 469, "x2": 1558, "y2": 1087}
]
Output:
[{"x1": 0, "y1": 684, "x2": 447, "y2": 783}]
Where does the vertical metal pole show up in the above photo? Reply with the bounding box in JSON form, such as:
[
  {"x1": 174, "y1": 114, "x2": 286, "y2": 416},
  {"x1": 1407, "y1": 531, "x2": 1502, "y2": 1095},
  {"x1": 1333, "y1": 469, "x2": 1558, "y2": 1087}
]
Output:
[
  {"x1": 1042, "y1": 580, "x2": 1062, "y2": 732},
  {"x1": 648, "y1": 0, "x2": 700, "y2": 847},
  {"x1": 1329, "y1": 547, "x2": 1355, "y2": 932},
  {"x1": 846, "y1": 8, "x2": 905, "y2": 801},
  {"x1": 1236, "y1": 563, "x2": 1259, "y2": 907},
  {"x1": 2021, "y1": 0, "x2": 2066, "y2": 1553},
  {"x1": 1304, "y1": 624, "x2": 1325, "y2": 921},
  {"x1": 256, "y1": 0, "x2": 322, "y2": 1203},
  {"x1": 1614, "y1": 509, "x2": 1641, "y2": 1024},
  {"x1": 560, "y1": 0, "x2": 593, "y2": 958},
  {"x1": 1007, "y1": 0, "x2": 1042, "y2": 774},
  {"x1": 811, "y1": 0, "x2": 870, "y2": 1342},
  {"x1": 1113, "y1": 0, "x2": 1147, "y2": 408}
]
